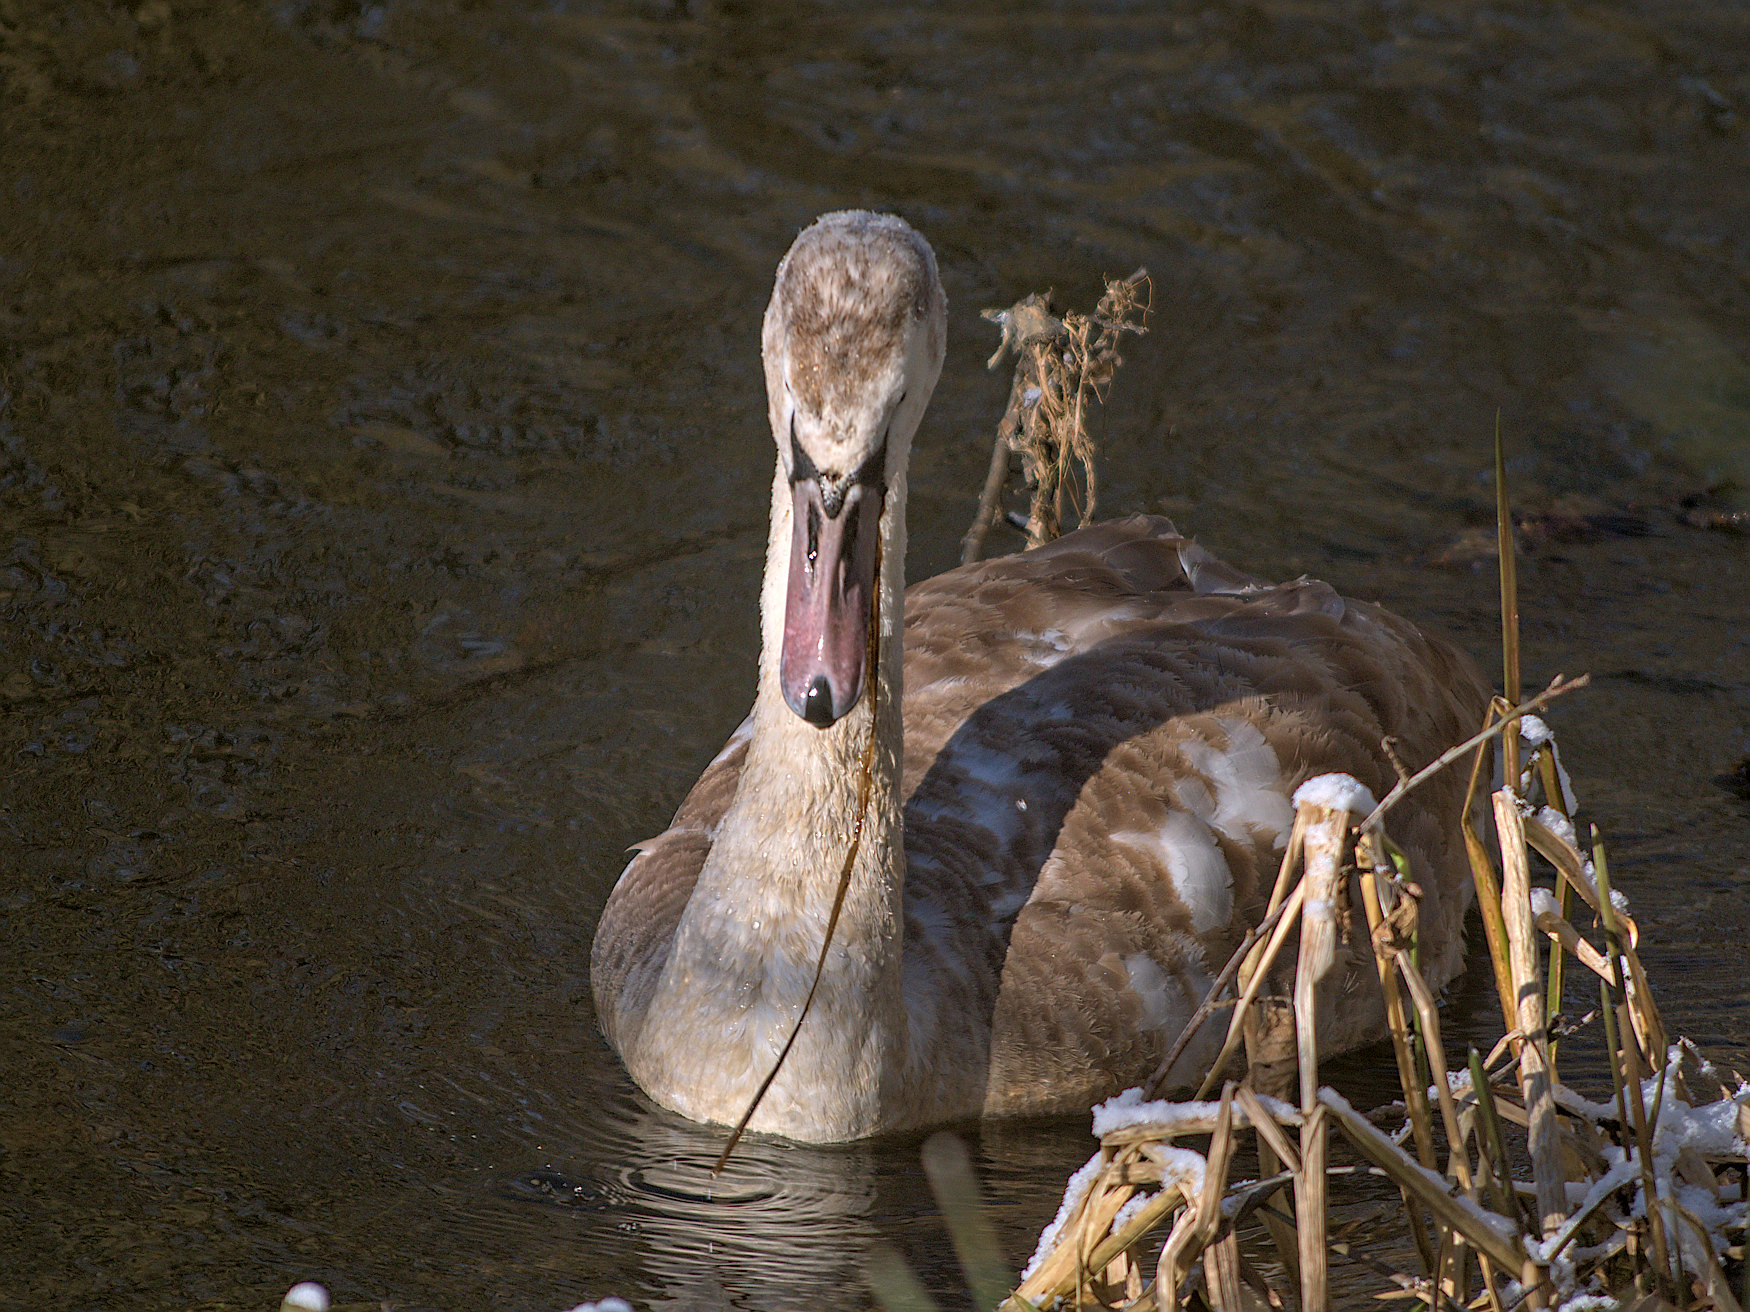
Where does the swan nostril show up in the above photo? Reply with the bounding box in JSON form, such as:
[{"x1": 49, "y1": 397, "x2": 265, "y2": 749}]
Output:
[{"x1": 802, "y1": 675, "x2": 835, "y2": 728}]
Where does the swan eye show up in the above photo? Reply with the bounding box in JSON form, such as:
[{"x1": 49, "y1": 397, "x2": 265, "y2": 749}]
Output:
[{"x1": 788, "y1": 420, "x2": 819, "y2": 486}]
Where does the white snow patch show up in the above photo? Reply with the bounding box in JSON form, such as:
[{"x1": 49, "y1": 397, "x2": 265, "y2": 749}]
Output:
[
  {"x1": 1092, "y1": 1085, "x2": 1300, "y2": 1137},
  {"x1": 1022, "y1": 1151, "x2": 1104, "y2": 1280},
  {"x1": 1549, "y1": 1050, "x2": 1750, "y2": 1266},
  {"x1": 1529, "y1": 886, "x2": 1561, "y2": 919},
  {"x1": 1292, "y1": 772, "x2": 1377, "y2": 815},
  {"x1": 1518, "y1": 716, "x2": 1580, "y2": 811},
  {"x1": 1536, "y1": 806, "x2": 1576, "y2": 848}
]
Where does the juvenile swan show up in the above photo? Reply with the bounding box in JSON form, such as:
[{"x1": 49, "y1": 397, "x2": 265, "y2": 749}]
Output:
[{"x1": 591, "y1": 211, "x2": 1489, "y2": 1142}]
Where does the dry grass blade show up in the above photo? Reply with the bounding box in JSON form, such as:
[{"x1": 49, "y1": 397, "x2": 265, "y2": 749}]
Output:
[
  {"x1": 1234, "y1": 1085, "x2": 1302, "y2": 1174},
  {"x1": 1533, "y1": 907, "x2": 1614, "y2": 985},
  {"x1": 1467, "y1": 1047, "x2": 1520, "y2": 1222},
  {"x1": 1492, "y1": 792, "x2": 1566, "y2": 1237},
  {"x1": 1290, "y1": 805, "x2": 1353, "y2": 1312},
  {"x1": 1157, "y1": 1084, "x2": 1239, "y2": 1303},
  {"x1": 1194, "y1": 882, "x2": 1308, "y2": 1101},
  {"x1": 1294, "y1": 806, "x2": 1349, "y2": 1111},
  {"x1": 1297, "y1": 1103, "x2": 1332, "y2": 1312},
  {"x1": 1202, "y1": 1232, "x2": 1250, "y2": 1312},
  {"x1": 1144, "y1": 895, "x2": 1295, "y2": 1099},
  {"x1": 1006, "y1": 1148, "x2": 1148, "y2": 1308},
  {"x1": 1673, "y1": 1200, "x2": 1747, "y2": 1312},
  {"x1": 1593, "y1": 832, "x2": 1677, "y2": 1293},
  {"x1": 1393, "y1": 958, "x2": 1471, "y2": 1191},
  {"x1": 1360, "y1": 863, "x2": 1438, "y2": 1170},
  {"x1": 1496, "y1": 413, "x2": 1522, "y2": 782},
  {"x1": 1320, "y1": 1089, "x2": 1529, "y2": 1276},
  {"x1": 1101, "y1": 1097, "x2": 1302, "y2": 1147},
  {"x1": 1356, "y1": 857, "x2": 1439, "y2": 1277},
  {"x1": 1394, "y1": 960, "x2": 1508, "y2": 1312},
  {"x1": 1530, "y1": 748, "x2": 1576, "y2": 1059}
]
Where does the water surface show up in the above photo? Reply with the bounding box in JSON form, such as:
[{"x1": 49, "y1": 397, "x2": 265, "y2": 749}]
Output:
[{"x1": 3, "y1": 1, "x2": 1748, "y2": 1307}]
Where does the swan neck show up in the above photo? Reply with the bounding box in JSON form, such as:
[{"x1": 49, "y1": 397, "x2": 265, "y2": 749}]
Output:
[{"x1": 624, "y1": 457, "x2": 913, "y2": 1140}]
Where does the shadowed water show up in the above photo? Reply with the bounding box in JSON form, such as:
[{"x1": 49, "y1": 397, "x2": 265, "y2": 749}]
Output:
[{"x1": 3, "y1": 0, "x2": 1747, "y2": 1307}]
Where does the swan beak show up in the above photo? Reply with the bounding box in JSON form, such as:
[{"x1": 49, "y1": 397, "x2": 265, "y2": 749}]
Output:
[{"x1": 780, "y1": 476, "x2": 883, "y2": 728}]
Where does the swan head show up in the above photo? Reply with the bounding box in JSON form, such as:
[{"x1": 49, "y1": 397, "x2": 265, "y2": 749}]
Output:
[{"x1": 762, "y1": 211, "x2": 947, "y2": 728}]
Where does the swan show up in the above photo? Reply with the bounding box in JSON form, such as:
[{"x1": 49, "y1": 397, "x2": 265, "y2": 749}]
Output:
[{"x1": 591, "y1": 211, "x2": 1489, "y2": 1143}]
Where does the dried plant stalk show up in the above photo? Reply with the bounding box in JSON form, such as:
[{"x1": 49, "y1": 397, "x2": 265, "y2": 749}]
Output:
[
  {"x1": 1195, "y1": 881, "x2": 1308, "y2": 1102},
  {"x1": 1001, "y1": 759, "x2": 1748, "y2": 1312},
  {"x1": 1359, "y1": 864, "x2": 1437, "y2": 1167},
  {"x1": 1291, "y1": 807, "x2": 1351, "y2": 1312},
  {"x1": 1492, "y1": 790, "x2": 1567, "y2": 1238},
  {"x1": 1320, "y1": 1089, "x2": 1530, "y2": 1276},
  {"x1": 1157, "y1": 1084, "x2": 1239, "y2": 1301},
  {"x1": 963, "y1": 271, "x2": 1151, "y2": 563}
]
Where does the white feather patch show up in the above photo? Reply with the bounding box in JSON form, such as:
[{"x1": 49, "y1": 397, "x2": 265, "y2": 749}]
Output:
[
  {"x1": 1114, "y1": 809, "x2": 1232, "y2": 933},
  {"x1": 1177, "y1": 718, "x2": 1295, "y2": 850}
]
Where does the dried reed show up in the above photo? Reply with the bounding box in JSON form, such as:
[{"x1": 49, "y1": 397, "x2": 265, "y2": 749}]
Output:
[{"x1": 972, "y1": 431, "x2": 1749, "y2": 1312}]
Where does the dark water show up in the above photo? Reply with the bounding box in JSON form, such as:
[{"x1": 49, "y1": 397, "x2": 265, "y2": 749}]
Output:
[{"x1": 4, "y1": 0, "x2": 1748, "y2": 1307}]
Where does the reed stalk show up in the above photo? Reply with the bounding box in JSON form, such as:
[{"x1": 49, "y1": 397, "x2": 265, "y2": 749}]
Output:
[
  {"x1": 1496, "y1": 414, "x2": 1521, "y2": 777},
  {"x1": 1193, "y1": 882, "x2": 1309, "y2": 1103},
  {"x1": 1534, "y1": 748, "x2": 1576, "y2": 1065},
  {"x1": 1594, "y1": 831, "x2": 1678, "y2": 1297},
  {"x1": 1003, "y1": 767, "x2": 1747, "y2": 1312},
  {"x1": 1359, "y1": 859, "x2": 1440, "y2": 1276},
  {"x1": 1468, "y1": 1046, "x2": 1522, "y2": 1222},
  {"x1": 1492, "y1": 791, "x2": 1566, "y2": 1238}
]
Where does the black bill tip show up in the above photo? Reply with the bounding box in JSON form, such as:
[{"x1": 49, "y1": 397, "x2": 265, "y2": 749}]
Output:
[{"x1": 802, "y1": 675, "x2": 836, "y2": 728}]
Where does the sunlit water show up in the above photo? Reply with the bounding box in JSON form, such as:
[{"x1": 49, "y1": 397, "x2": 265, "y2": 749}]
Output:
[{"x1": 3, "y1": 1, "x2": 1747, "y2": 1307}]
